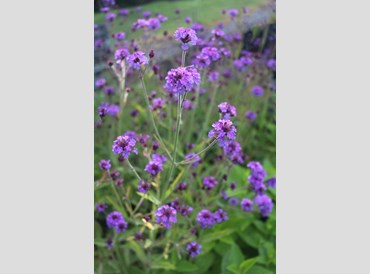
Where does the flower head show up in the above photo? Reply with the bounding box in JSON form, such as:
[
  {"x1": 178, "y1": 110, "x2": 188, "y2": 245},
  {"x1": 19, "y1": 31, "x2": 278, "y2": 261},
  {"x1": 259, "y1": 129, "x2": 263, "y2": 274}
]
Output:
[
  {"x1": 186, "y1": 242, "x2": 202, "y2": 257},
  {"x1": 208, "y1": 119, "x2": 237, "y2": 145},
  {"x1": 241, "y1": 198, "x2": 254, "y2": 212},
  {"x1": 218, "y1": 102, "x2": 237, "y2": 119},
  {"x1": 223, "y1": 140, "x2": 244, "y2": 164},
  {"x1": 174, "y1": 27, "x2": 198, "y2": 50},
  {"x1": 254, "y1": 194, "x2": 273, "y2": 217},
  {"x1": 95, "y1": 78, "x2": 106, "y2": 89},
  {"x1": 229, "y1": 197, "x2": 239, "y2": 206},
  {"x1": 112, "y1": 135, "x2": 138, "y2": 159},
  {"x1": 144, "y1": 154, "x2": 167, "y2": 177},
  {"x1": 106, "y1": 211, "x2": 124, "y2": 228},
  {"x1": 115, "y1": 220, "x2": 128, "y2": 233},
  {"x1": 114, "y1": 47, "x2": 130, "y2": 64},
  {"x1": 251, "y1": 85, "x2": 264, "y2": 97},
  {"x1": 203, "y1": 176, "x2": 218, "y2": 190},
  {"x1": 164, "y1": 66, "x2": 200, "y2": 94},
  {"x1": 99, "y1": 159, "x2": 111, "y2": 170},
  {"x1": 127, "y1": 51, "x2": 148, "y2": 70},
  {"x1": 155, "y1": 205, "x2": 177, "y2": 229},
  {"x1": 245, "y1": 111, "x2": 257, "y2": 122},
  {"x1": 150, "y1": 98, "x2": 165, "y2": 111},
  {"x1": 196, "y1": 209, "x2": 215, "y2": 229},
  {"x1": 265, "y1": 177, "x2": 276, "y2": 188},
  {"x1": 138, "y1": 180, "x2": 150, "y2": 194},
  {"x1": 247, "y1": 161, "x2": 267, "y2": 194},
  {"x1": 228, "y1": 9, "x2": 239, "y2": 18},
  {"x1": 96, "y1": 202, "x2": 107, "y2": 213},
  {"x1": 214, "y1": 208, "x2": 228, "y2": 223}
]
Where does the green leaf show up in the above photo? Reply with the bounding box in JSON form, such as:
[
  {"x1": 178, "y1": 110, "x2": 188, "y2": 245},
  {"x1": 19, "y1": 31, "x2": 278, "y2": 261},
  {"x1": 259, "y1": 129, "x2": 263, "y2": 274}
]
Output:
[
  {"x1": 151, "y1": 261, "x2": 176, "y2": 270},
  {"x1": 221, "y1": 244, "x2": 244, "y2": 273},
  {"x1": 126, "y1": 240, "x2": 147, "y2": 264},
  {"x1": 240, "y1": 258, "x2": 258, "y2": 274},
  {"x1": 203, "y1": 229, "x2": 234, "y2": 243},
  {"x1": 247, "y1": 265, "x2": 274, "y2": 274},
  {"x1": 175, "y1": 261, "x2": 199, "y2": 272},
  {"x1": 137, "y1": 191, "x2": 160, "y2": 205},
  {"x1": 194, "y1": 252, "x2": 215, "y2": 273},
  {"x1": 164, "y1": 168, "x2": 185, "y2": 199},
  {"x1": 227, "y1": 264, "x2": 241, "y2": 274}
]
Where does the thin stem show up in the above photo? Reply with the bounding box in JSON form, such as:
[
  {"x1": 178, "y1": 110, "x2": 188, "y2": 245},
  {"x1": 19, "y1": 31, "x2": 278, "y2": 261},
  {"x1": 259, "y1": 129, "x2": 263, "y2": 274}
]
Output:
[
  {"x1": 177, "y1": 138, "x2": 218, "y2": 165},
  {"x1": 126, "y1": 159, "x2": 143, "y2": 182},
  {"x1": 139, "y1": 71, "x2": 173, "y2": 162},
  {"x1": 198, "y1": 84, "x2": 219, "y2": 143},
  {"x1": 132, "y1": 196, "x2": 145, "y2": 215}
]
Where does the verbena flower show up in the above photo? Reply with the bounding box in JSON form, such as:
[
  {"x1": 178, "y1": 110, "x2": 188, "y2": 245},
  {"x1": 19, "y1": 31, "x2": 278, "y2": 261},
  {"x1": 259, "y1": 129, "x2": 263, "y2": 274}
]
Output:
[
  {"x1": 150, "y1": 98, "x2": 165, "y2": 111},
  {"x1": 107, "y1": 104, "x2": 120, "y2": 117},
  {"x1": 247, "y1": 161, "x2": 267, "y2": 194},
  {"x1": 157, "y1": 14, "x2": 168, "y2": 22},
  {"x1": 99, "y1": 159, "x2": 111, "y2": 171},
  {"x1": 265, "y1": 177, "x2": 276, "y2": 188},
  {"x1": 142, "y1": 10, "x2": 151, "y2": 18},
  {"x1": 228, "y1": 9, "x2": 239, "y2": 18},
  {"x1": 138, "y1": 180, "x2": 150, "y2": 194},
  {"x1": 127, "y1": 51, "x2": 149, "y2": 70},
  {"x1": 183, "y1": 100, "x2": 193, "y2": 110},
  {"x1": 191, "y1": 22, "x2": 204, "y2": 32},
  {"x1": 230, "y1": 182, "x2": 237, "y2": 190},
  {"x1": 177, "y1": 182, "x2": 188, "y2": 191},
  {"x1": 102, "y1": 0, "x2": 115, "y2": 7},
  {"x1": 106, "y1": 211, "x2": 124, "y2": 228},
  {"x1": 119, "y1": 9, "x2": 129, "y2": 17},
  {"x1": 184, "y1": 17, "x2": 192, "y2": 24},
  {"x1": 115, "y1": 220, "x2": 128, "y2": 233},
  {"x1": 241, "y1": 198, "x2": 254, "y2": 212},
  {"x1": 144, "y1": 154, "x2": 167, "y2": 176},
  {"x1": 112, "y1": 135, "x2": 138, "y2": 159},
  {"x1": 96, "y1": 202, "x2": 107, "y2": 213},
  {"x1": 208, "y1": 119, "x2": 237, "y2": 145},
  {"x1": 267, "y1": 59, "x2": 276, "y2": 71},
  {"x1": 254, "y1": 194, "x2": 273, "y2": 217},
  {"x1": 98, "y1": 102, "x2": 109, "y2": 118},
  {"x1": 164, "y1": 66, "x2": 200, "y2": 94},
  {"x1": 136, "y1": 134, "x2": 150, "y2": 147},
  {"x1": 233, "y1": 56, "x2": 253, "y2": 71},
  {"x1": 95, "y1": 78, "x2": 106, "y2": 89},
  {"x1": 186, "y1": 242, "x2": 202, "y2": 257},
  {"x1": 179, "y1": 204, "x2": 193, "y2": 216},
  {"x1": 147, "y1": 17, "x2": 161, "y2": 30},
  {"x1": 155, "y1": 205, "x2": 177, "y2": 229},
  {"x1": 114, "y1": 47, "x2": 130, "y2": 64},
  {"x1": 251, "y1": 85, "x2": 264, "y2": 97},
  {"x1": 229, "y1": 197, "x2": 239, "y2": 206},
  {"x1": 245, "y1": 111, "x2": 257, "y2": 122},
  {"x1": 174, "y1": 27, "x2": 198, "y2": 50},
  {"x1": 220, "y1": 48, "x2": 231, "y2": 58},
  {"x1": 211, "y1": 28, "x2": 225, "y2": 38},
  {"x1": 214, "y1": 208, "x2": 228, "y2": 223},
  {"x1": 105, "y1": 13, "x2": 116, "y2": 23},
  {"x1": 203, "y1": 176, "x2": 218, "y2": 190},
  {"x1": 218, "y1": 102, "x2": 237, "y2": 119},
  {"x1": 196, "y1": 209, "x2": 215, "y2": 229},
  {"x1": 220, "y1": 190, "x2": 229, "y2": 200},
  {"x1": 110, "y1": 170, "x2": 120, "y2": 180},
  {"x1": 104, "y1": 85, "x2": 115, "y2": 96},
  {"x1": 222, "y1": 140, "x2": 244, "y2": 164},
  {"x1": 113, "y1": 32, "x2": 125, "y2": 41},
  {"x1": 208, "y1": 71, "x2": 220, "y2": 82},
  {"x1": 106, "y1": 238, "x2": 113, "y2": 250}
]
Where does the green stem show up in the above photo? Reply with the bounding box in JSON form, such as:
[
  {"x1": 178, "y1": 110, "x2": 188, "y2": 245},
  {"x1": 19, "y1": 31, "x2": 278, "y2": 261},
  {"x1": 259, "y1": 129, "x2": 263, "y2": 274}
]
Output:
[
  {"x1": 198, "y1": 84, "x2": 219, "y2": 143},
  {"x1": 126, "y1": 159, "x2": 143, "y2": 182},
  {"x1": 139, "y1": 71, "x2": 173, "y2": 162},
  {"x1": 132, "y1": 196, "x2": 145, "y2": 215},
  {"x1": 177, "y1": 138, "x2": 218, "y2": 165}
]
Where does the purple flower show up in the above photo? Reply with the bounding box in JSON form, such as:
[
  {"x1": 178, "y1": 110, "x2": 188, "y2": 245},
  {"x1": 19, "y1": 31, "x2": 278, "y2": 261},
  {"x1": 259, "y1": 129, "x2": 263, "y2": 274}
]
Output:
[
  {"x1": 177, "y1": 182, "x2": 188, "y2": 191},
  {"x1": 164, "y1": 66, "x2": 200, "y2": 94},
  {"x1": 186, "y1": 242, "x2": 202, "y2": 257},
  {"x1": 136, "y1": 134, "x2": 150, "y2": 147},
  {"x1": 114, "y1": 47, "x2": 130, "y2": 64},
  {"x1": 95, "y1": 78, "x2": 106, "y2": 88},
  {"x1": 115, "y1": 220, "x2": 128, "y2": 233},
  {"x1": 102, "y1": 0, "x2": 115, "y2": 7},
  {"x1": 106, "y1": 211, "x2": 124, "y2": 228},
  {"x1": 196, "y1": 209, "x2": 215, "y2": 229},
  {"x1": 183, "y1": 99, "x2": 193, "y2": 110},
  {"x1": 110, "y1": 170, "x2": 120, "y2": 180},
  {"x1": 155, "y1": 205, "x2": 177, "y2": 229},
  {"x1": 98, "y1": 102, "x2": 109, "y2": 117},
  {"x1": 99, "y1": 159, "x2": 111, "y2": 170},
  {"x1": 131, "y1": 18, "x2": 148, "y2": 31},
  {"x1": 144, "y1": 154, "x2": 167, "y2": 176},
  {"x1": 222, "y1": 140, "x2": 244, "y2": 164},
  {"x1": 142, "y1": 10, "x2": 151, "y2": 18},
  {"x1": 179, "y1": 205, "x2": 193, "y2": 216},
  {"x1": 96, "y1": 202, "x2": 107, "y2": 213},
  {"x1": 147, "y1": 17, "x2": 161, "y2": 30},
  {"x1": 101, "y1": 7, "x2": 110, "y2": 13},
  {"x1": 184, "y1": 17, "x2": 192, "y2": 24},
  {"x1": 220, "y1": 190, "x2": 229, "y2": 200},
  {"x1": 228, "y1": 9, "x2": 239, "y2": 18},
  {"x1": 150, "y1": 98, "x2": 165, "y2": 111},
  {"x1": 107, "y1": 104, "x2": 120, "y2": 117},
  {"x1": 229, "y1": 197, "x2": 239, "y2": 206},
  {"x1": 220, "y1": 48, "x2": 231, "y2": 58},
  {"x1": 267, "y1": 59, "x2": 276, "y2": 71},
  {"x1": 245, "y1": 111, "x2": 257, "y2": 122},
  {"x1": 112, "y1": 135, "x2": 138, "y2": 159},
  {"x1": 106, "y1": 238, "x2": 113, "y2": 250},
  {"x1": 251, "y1": 85, "x2": 264, "y2": 97},
  {"x1": 218, "y1": 102, "x2": 237, "y2": 119},
  {"x1": 214, "y1": 208, "x2": 228, "y2": 223},
  {"x1": 105, "y1": 13, "x2": 116, "y2": 23},
  {"x1": 174, "y1": 27, "x2": 198, "y2": 50},
  {"x1": 127, "y1": 51, "x2": 148, "y2": 70},
  {"x1": 138, "y1": 180, "x2": 150, "y2": 194},
  {"x1": 234, "y1": 56, "x2": 253, "y2": 71},
  {"x1": 203, "y1": 176, "x2": 218, "y2": 190},
  {"x1": 208, "y1": 119, "x2": 237, "y2": 145},
  {"x1": 241, "y1": 198, "x2": 254, "y2": 212},
  {"x1": 230, "y1": 182, "x2": 237, "y2": 190},
  {"x1": 265, "y1": 177, "x2": 276, "y2": 188},
  {"x1": 104, "y1": 85, "x2": 115, "y2": 96},
  {"x1": 113, "y1": 32, "x2": 125, "y2": 41},
  {"x1": 157, "y1": 14, "x2": 168, "y2": 23},
  {"x1": 191, "y1": 22, "x2": 204, "y2": 32},
  {"x1": 247, "y1": 161, "x2": 267, "y2": 194},
  {"x1": 208, "y1": 71, "x2": 220, "y2": 82},
  {"x1": 152, "y1": 141, "x2": 160, "y2": 151},
  {"x1": 254, "y1": 194, "x2": 273, "y2": 217},
  {"x1": 212, "y1": 29, "x2": 225, "y2": 38},
  {"x1": 119, "y1": 9, "x2": 129, "y2": 17}
]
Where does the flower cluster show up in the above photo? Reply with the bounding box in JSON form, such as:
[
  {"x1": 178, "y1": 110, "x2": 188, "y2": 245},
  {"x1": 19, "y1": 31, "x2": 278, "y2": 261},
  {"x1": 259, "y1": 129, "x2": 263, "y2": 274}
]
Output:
[
  {"x1": 194, "y1": 47, "x2": 220, "y2": 67},
  {"x1": 186, "y1": 242, "x2": 202, "y2": 257},
  {"x1": 196, "y1": 208, "x2": 227, "y2": 229},
  {"x1": 144, "y1": 154, "x2": 167, "y2": 177},
  {"x1": 203, "y1": 176, "x2": 218, "y2": 190},
  {"x1": 208, "y1": 119, "x2": 237, "y2": 146},
  {"x1": 131, "y1": 17, "x2": 162, "y2": 31},
  {"x1": 185, "y1": 152, "x2": 202, "y2": 168},
  {"x1": 127, "y1": 51, "x2": 149, "y2": 70},
  {"x1": 155, "y1": 205, "x2": 177, "y2": 229},
  {"x1": 138, "y1": 180, "x2": 151, "y2": 194},
  {"x1": 164, "y1": 66, "x2": 201, "y2": 94},
  {"x1": 99, "y1": 159, "x2": 111, "y2": 171},
  {"x1": 112, "y1": 134, "x2": 138, "y2": 159},
  {"x1": 174, "y1": 27, "x2": 198, "y2": 50},
  {"x1": 247, "y1": 161, "x2": 268, "y2": 194},
  {"x1": 218, "y1": 102, "x2": 237, "y2": 119},
  {"x1": 106, "y1": 211, "x2": 128, "y2": 233}
]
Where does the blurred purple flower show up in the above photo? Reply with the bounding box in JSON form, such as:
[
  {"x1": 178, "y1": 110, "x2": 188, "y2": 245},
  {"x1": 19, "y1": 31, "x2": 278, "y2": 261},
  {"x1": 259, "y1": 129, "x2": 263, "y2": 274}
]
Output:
[{"x1": 155, "y1": 205, "x2": 177, "y2": 229}]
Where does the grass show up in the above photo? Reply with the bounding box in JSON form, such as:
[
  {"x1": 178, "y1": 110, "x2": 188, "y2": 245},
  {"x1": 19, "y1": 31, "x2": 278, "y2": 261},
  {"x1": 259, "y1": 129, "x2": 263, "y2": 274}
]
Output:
[{"x1": 95, "y1": 0, "x2": 268, "y2": 39}]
